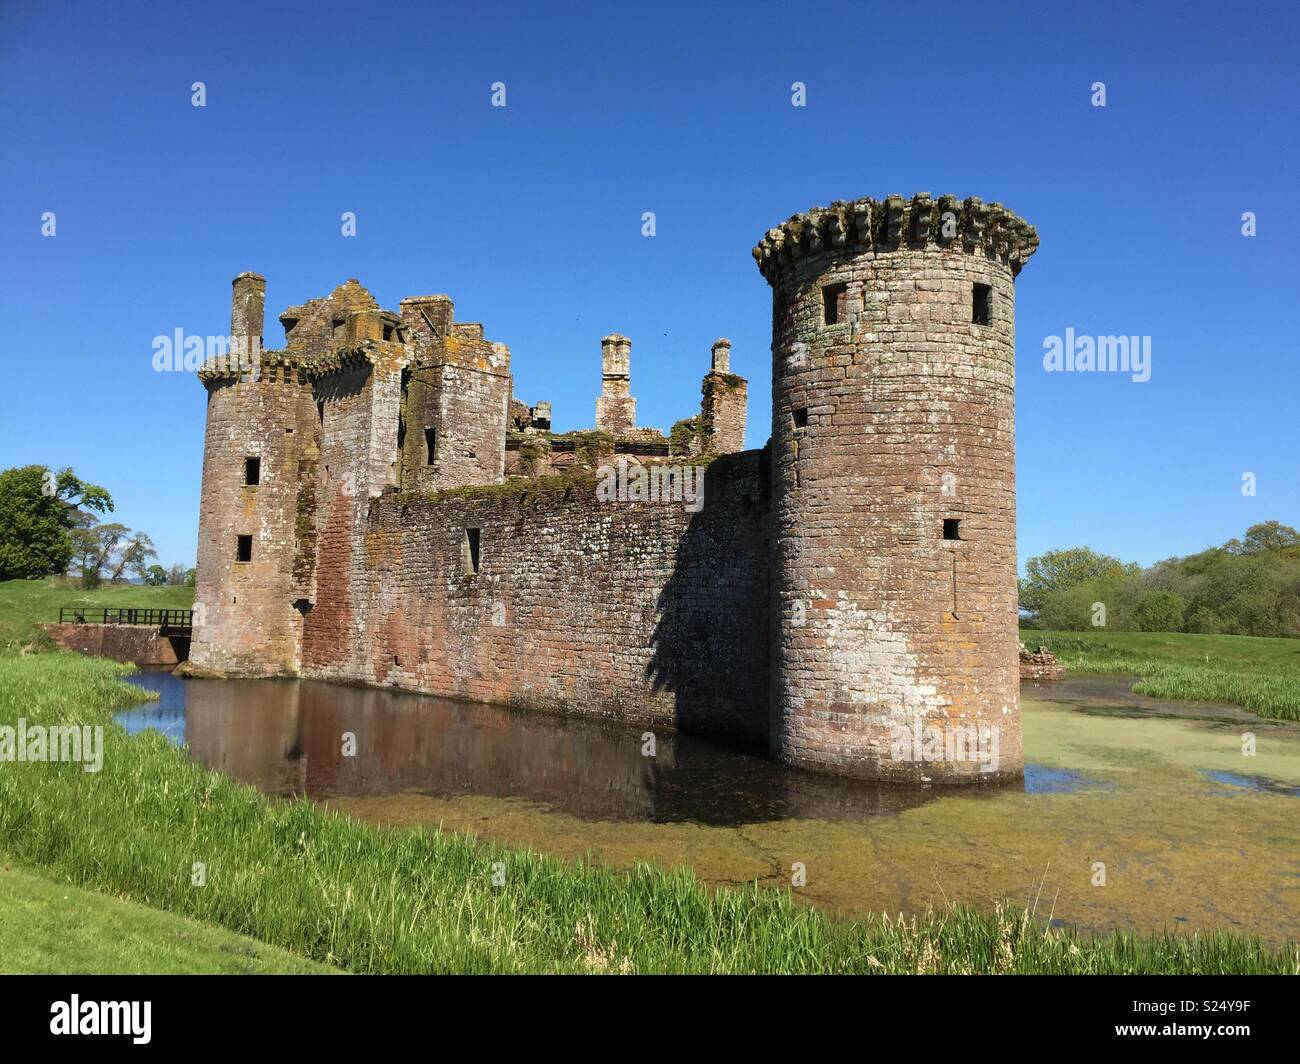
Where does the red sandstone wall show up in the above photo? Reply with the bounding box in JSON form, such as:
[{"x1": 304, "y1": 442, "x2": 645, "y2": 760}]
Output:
[
  {"x1": 762, "y1": 201, "x2": 1029, "y2": 782},
  {"x1": 302, "y1": 451, "x2": 770, "y2": 749},
  {"x1": 189, "y1": 371, "x2": 318, "y2": 675}
]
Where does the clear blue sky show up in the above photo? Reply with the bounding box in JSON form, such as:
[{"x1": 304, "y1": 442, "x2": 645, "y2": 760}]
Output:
[{"x1": 1, "y1": 0, "x2": 1296, "y2": 574}]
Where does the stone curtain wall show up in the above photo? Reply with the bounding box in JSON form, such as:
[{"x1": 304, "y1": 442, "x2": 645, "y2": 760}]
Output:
[{"x1": 300, "y1": 451, "x2": 771, "y2": 750}]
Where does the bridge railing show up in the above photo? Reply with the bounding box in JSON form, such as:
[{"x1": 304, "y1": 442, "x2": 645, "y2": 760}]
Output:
[{"x1": 58, "y1": 607, "x2": 194, "y2": 634}]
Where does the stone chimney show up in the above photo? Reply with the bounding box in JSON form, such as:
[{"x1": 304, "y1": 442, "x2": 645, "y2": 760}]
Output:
[
  {"x1": 711, "y1": 338, "x2": 731, "y2": 373},
  {"x1": 230, "y1": 272, "x2": 265, "y2": 348},
  {"x1": 595, "y1": 333, "x2": 635, "y2": 435}
]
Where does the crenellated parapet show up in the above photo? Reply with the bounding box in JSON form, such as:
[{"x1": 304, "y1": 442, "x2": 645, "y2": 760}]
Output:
[{"x1": 752, "y1": 194, "x2": 1039, "y2": 284}]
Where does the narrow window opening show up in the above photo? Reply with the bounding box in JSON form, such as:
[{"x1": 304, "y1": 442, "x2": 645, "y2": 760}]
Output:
[
  {"x1": 463, "y1": 528, "x2": 481, "y2": 576},
  {"x1": 285, "y1": 427, "x2": 294, "y2": 434},
  {"x1": 822, "y1": 282, "x2": 847, "y2": 326},
  {"x1": 972, "y1": 283, "x2": 992, "y2": 325},
  {"x1": 943, "y1": 518, "x2": 962, "y2": 541},
  {"x1": 424, "y1": 427, "x2": 437, "y2": 465},
  {"x1": 317, "y1": 400, "x2": 325, "y2": 424},
  {"x1": 331, "y1": 317, "x2": 347, "y2": 338},
  {"x1": 244, "y1": 456, "x2": 260, "y2": 486},
  {"x1": 382, "y1": 324, "x2": 394, "y2": 341},
  {"x1": 792, "y1": 407, "x2": 808, "y2": 431},
  {"x1": 236, "y1": 535, "x2": 253, "y2": 562}
]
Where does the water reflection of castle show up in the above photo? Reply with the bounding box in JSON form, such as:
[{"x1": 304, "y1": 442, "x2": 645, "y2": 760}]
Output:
[{"x1": 179, "y1": 678, "x2": 946, "y2": 826}]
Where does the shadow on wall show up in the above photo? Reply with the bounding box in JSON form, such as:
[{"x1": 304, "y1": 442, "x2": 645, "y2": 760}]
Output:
[{"x1": 646, "y1": 449, "x2": 772, "y2": 754}]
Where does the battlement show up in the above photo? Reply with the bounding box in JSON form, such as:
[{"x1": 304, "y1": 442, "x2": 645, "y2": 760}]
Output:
[{"x1": 752, "y1": 193, "x2": 1038, "y2": 284}]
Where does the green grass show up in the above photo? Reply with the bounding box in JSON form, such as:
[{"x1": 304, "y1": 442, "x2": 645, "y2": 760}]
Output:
[
  {"x1": 0, "y1": 859, "x2": 339, "y2": 974},
  {"x1": 0, "y1": 576, "x2": 194, "y2": 650},
  {"x1": 1033, "y1": 629, "x2": 1300, "y2": 721},
  {"x1": 0, "y1": 652, "x2": 1294, "y2": 974}
]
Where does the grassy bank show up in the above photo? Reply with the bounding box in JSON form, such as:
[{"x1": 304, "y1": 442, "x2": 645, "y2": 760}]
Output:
[
  {"x1": 1, "y1": 652, "x2": 1294, "y2": 974},
  {"x1": 1033, "y1": 629, "x2": 1300, "y2": 721},
  {"x1": 0, "y1": 576, "x2": 194, "y2": 650},
  {"x1": 0, "y1": 860, "x2": 338, "y2": 974}
]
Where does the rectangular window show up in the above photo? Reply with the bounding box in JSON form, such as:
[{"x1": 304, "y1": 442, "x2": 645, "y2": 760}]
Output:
[
  {"x1": 792, "y1": 407, "x2": 808, "y2": 431},
  {"x1": 463, "y1": 528, "x2": 481, "y2": 576},
  {"x1": 972, "y1": 284, "x2": 992, "y2": 325},
  {"x1": 424, "y1": 427, "x2": 437, "y2": 465},
  {"x1": 943, "y1": 518, "x2": 961, "y2": 541},
  {"x1": 822, "y1": 282, "x2": 847, "y2": 326},
  {"x1": 236, "y1": 535, "x2": 253, "y2": 562},
  {"x1": 244, "y1": 456, "x2": 260, "y2": 486},
  {"x1": 317, "y1": 400, "x2": 325, "y2": 424}
]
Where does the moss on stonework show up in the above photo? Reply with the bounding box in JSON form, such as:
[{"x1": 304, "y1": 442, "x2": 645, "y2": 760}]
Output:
[
  {"x1": 670, "y1": 418, "x2": 701, "y2": 456},
  {"x1": 516, "y1": 435, "x2": 552, "y2": 477},
  {"x1": 409, "y1": 470, "x2": 600, "y2": 506},
  {"x1": 568, "y1": 430, "x2": 615, "y2": 468}
]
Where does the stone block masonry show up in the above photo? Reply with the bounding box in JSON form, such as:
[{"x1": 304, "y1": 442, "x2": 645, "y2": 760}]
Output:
[
  {"x1": 188, "y1": 191, "x2": 1037, "y2": 783},
  {"x1": 304, "y1": 452, "x2": 770, "y2": 750},
  {"x1": 40, "y1": 624, "x2": 188, "y2": 667}
]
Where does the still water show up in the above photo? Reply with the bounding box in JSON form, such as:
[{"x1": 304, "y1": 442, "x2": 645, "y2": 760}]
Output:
[{"x1": 119, "y1": 672, "x2": 1300, "y2": 943}]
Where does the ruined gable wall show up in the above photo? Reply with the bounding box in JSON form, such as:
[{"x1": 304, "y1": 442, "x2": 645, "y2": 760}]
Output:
[{"x1": 300, "y1": 450, "x2": 771, "y2": 749}]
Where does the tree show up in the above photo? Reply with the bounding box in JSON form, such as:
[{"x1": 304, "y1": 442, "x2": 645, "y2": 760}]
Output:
[
  {"x1": 166, "y1": 563, "x2": 188, "y2": 586},
  {"x1": 1132, "y1": 591, "x2": 1186, "y2": 632},
  {"x1": 1020, "y1": 547, "x2": 1134, "y2": 614},
  {"x1": 0, "y1": 465, "x2": 113, "y2": 580},
  {"x1": 108, "y1": 531, "x2": 157, "y2": 583},
  {"x1": 1225, "y1": 521, "x2": 1300, "y2": 557},
  {"x1": 144, "y1": 564, "x2": 168, "y2": 586},
  {"x1": 69, "y1": 522, "x2": 129, "y2": 589}
]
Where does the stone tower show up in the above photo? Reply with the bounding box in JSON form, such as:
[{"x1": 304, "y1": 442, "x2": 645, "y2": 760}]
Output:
[
  {"x1": 754, "y1": 194, "x2": 1038, "y2": 782},
  {"x1": 397, "y1": 295, "x2": 511, "y2": 493},
  {"x1": 190, "y1": 273, "x2": 317, "y2": 676}
]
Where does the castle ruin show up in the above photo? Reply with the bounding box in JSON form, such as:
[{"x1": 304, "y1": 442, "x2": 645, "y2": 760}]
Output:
[{"x1": 188, "y1": 193, "x2": 1038, "y2": 783}]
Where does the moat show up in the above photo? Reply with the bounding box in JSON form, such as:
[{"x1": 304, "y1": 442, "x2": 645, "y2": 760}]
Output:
[{"x1": 118, "y1": 674, "x2": 1300, "y2": 946}]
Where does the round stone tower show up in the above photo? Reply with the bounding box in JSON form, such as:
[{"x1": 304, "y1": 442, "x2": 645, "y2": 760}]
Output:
[
  {"x1": 189, "y1": 272, "x2": 316, "y2": 676},
  {"x1": 754, "y1": 194, "x2": 1038, "y2": 783}
]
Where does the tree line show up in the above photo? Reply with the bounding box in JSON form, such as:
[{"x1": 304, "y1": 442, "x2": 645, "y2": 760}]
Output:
[
  {"x1": 1020, "y1": 521, "x2": 1300, "y2": 637},
  {"x1": 0, "y1": 465, "x2": 194, "y2": 588}
]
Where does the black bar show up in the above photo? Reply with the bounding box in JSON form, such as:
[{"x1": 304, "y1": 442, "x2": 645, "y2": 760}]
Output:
[{"x1": 0, "y1": 974, "x2": 1291, "y2": 1051}]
